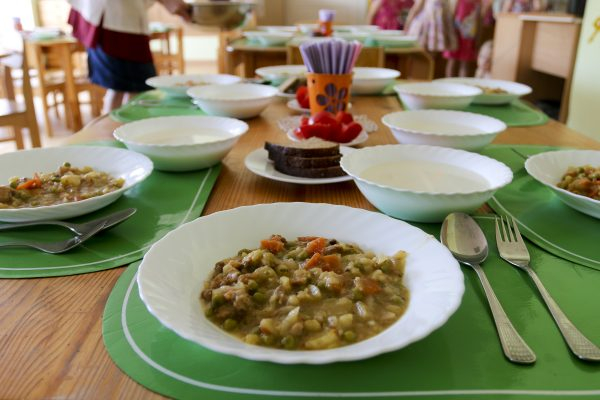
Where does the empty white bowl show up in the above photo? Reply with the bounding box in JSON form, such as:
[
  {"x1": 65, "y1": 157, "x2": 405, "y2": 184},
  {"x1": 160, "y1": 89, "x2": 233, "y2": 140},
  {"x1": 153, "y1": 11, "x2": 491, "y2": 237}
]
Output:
[
  {"x1": 255, "y1": 65, "x2": 307, "y2": 85},
  {"x1": 187, "y1": 83, "x2": 278, "y2": 119},
  {"x1": 525, "y1": 150, "x2": 600, "y2": 219},
  {"x1": 113, "y1": 116, "x2": 248, "y2": 171},
  {"x1": 340, "y1": 144, "x2": 513, "y2": 222},
  {"x1": 145, "y1": 74, "x2": 241, "y2": 98},
  {"x1": 243, "y1": 31, "x2": 294, "y2": 46},
  {"x1": 352, "y1": 67, "x2": 400, "y2": 95},
  {"x1": 382, "y1": 110, "x2": 506, "y2": 152},
  {"x1": 394, "y1": 82, "x2": 482, "y2": 110},
  {"x1": 435, "y1": 77, "x2": 532, "y2": 105}
]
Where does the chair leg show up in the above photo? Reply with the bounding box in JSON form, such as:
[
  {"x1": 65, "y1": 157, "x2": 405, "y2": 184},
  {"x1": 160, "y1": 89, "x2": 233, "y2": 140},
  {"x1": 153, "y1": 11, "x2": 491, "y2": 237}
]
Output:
[
  {"x1": 40, "y1": 91, "x2": 54, "y2": 137},
  {"x1": 12, "y1": 127, "x2": 24, "y2": 150},
  {"x1": 52, "y1": 90, "x2": 60, "y2": 119}
]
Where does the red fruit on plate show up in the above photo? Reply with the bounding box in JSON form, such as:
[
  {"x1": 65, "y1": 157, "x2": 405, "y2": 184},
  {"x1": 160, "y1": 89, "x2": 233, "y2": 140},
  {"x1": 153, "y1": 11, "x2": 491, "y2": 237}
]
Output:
[
  {"x1": 295, "y1": 86, "x2": 310, "y2": 109},
  {"x1": 310, "y1": 110, "x2": 338, "y2": 127},
  {"x1": 335, "y1": 111, "x2": 354, "y2": 125},
  {"x1": 299, "y1": 116, "x2": 310, "y2": 126},
  {"x1": 338, "y1": 122, "x2": 362, "y2": 143}
]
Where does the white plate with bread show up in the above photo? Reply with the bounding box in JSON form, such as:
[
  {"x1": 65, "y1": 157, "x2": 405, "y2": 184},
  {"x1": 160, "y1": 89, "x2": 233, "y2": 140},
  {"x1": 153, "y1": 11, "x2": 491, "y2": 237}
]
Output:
[{"x1": 245, "y1": 138, "x2": 355, "y2": 184}]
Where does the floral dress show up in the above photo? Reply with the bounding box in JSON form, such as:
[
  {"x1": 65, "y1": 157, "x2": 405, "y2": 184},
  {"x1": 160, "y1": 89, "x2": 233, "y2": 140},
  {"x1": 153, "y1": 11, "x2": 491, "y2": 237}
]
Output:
[
  {"x1": 443, "y1": 0, "x2": 481, "y2": 61},
  {"x1": 372, "y1": 0, "x2": 414, "y2": 30},
  {"x1": 407, "y1": 0, "x2": 457, "y2": 52}
]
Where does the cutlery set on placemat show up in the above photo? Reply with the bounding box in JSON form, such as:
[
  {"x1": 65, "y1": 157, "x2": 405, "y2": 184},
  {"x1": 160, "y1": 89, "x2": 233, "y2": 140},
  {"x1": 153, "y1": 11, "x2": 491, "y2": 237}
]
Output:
[
  {"x1": 442, "y1": 212, "x2": 600, "y2": 364},
  {"x1": 0, "y1": 208, "x2": 136, "y2": 253}
]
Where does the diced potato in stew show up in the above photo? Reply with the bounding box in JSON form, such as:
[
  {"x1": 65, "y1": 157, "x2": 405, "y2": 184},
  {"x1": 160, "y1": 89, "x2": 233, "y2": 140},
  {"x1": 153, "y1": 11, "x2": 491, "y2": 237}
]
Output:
[
  {"x1": 0, "y1": 162, "x2": 125, "y2": 209},
  {"x1": 200, "y1": 235, "x2": 409, "y2": 350}
]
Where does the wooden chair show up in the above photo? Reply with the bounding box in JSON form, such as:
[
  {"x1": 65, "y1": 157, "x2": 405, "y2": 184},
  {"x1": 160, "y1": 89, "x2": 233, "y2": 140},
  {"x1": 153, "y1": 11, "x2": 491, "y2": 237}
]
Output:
[
  {"x1": 0, "y1": 50, "x2": 41, "y2": 149},
  {"x1": 26, "y1": 38, "x2": 103, "y2": 135},
  {"x1": 286, "y1": 44, "x2": 385, "y2": 68},
  {"x1": 150, "y1": 27, "x2": 185, "y2": 75}
]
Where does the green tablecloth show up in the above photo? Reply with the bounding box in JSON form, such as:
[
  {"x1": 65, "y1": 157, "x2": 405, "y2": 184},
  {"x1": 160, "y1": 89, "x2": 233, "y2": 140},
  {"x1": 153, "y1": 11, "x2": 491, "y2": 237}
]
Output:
[
  {"x1": 103, "y1": 217, "x2": 600, "y2": 400},
  {"x1": 482, "y1": 145, "x2": 599, "y2": 271},
  {"x1": 110, "y1": 91, "x2": 206, "y2": 123}
]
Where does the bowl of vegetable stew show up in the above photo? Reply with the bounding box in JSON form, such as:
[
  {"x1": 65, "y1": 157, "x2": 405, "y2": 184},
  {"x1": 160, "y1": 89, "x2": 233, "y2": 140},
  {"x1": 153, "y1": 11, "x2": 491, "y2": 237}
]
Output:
[{"x1": 137, "y1": 202, "x2": 464, "y2": 364}]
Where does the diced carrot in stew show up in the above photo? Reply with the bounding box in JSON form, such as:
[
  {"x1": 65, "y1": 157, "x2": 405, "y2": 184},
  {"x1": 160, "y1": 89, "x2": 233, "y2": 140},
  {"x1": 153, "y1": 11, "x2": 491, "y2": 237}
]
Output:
[
  {"x1": 321, "y1": 254, "x2": 341, "y2": 272},
  {"x1": 304, "y1": 252, "x2": 321, "y2": 269},
  {"x1": 16, "y1": 174, "x2": 42, "y2": 190},
  {"x1": 360, "y1": 278, "x2": 382, "y2": 295},
  {"x1": 306, "y1": 237, "x2": 327, "y2": 255},
  {"x1": 260, "y1": 239, "x2": 284, "y2": 253}
]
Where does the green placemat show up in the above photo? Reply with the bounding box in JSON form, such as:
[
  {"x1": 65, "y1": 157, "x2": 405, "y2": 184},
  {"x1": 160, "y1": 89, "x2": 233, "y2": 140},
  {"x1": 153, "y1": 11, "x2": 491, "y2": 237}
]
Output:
[
  {"x1": 464, "y1": 100, "x2": 549, "y2": 127},
  {"x1": 482, "y1": 145, "x2": 600, "y2": 271},
  {"x1": 110, "y1": 90, "x2": 206, "y2": 123},
  {"x1": 103, "y1": 217, "x2": 600, "y2": 400},
  {"x1": 0, "y1": 141, "x2": 221, "y2": 278}
]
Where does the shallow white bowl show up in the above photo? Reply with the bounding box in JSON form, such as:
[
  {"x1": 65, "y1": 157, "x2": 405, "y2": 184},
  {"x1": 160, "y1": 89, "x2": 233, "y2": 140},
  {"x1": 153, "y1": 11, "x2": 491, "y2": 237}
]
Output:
[
  {"x1": 297, "y1": 24, "x2": 318, "y2": 34},
  {"x1": 352, "y1": 67, "x2": 400, "y2": 95},
  {"x1": 255, "y1": 65, "x2": 307, "y2": 85},
  {"x1": 525, "y1": 150, "x2": 600, "y2": 219},
  {"x1": 370, "y1": 35, "x2": 418, "y2": 47},
  {"x1": 340, "y1": 144, "x2": 513, "y2": 222},
  {"x1": 0, "y1": 146, "x2": 152, "y2": 222},
  {"x1": 256, "y1": 25, "x2": 298, "y2": 33},
  {"x1": 332, "y1": 31, "x2": 371, "y2": 43},
  {"x1": 382, "y1": 110, "x2": 506, "y2": 152},
  {"x1": 113, "y1": 116, "x2": 248, "y2": 172},
  {"x1": 394, "y1": 82, "x2": 482, "y2": 110},
  {"x1": 145, "y1": 74, "x2": 241, "y2": 98},
  {"x1": 188, "y1": 83, "x2": 278, "y2": 119},
  {"x1": 137, "y1": 202, "x2": 464, "y2": 364},
  {"x1": 435, "y1": 77, "x2": 532, "y2": 105},
  {"x1": 243, "y1": 31, "x2": 294, "y2": 46}
]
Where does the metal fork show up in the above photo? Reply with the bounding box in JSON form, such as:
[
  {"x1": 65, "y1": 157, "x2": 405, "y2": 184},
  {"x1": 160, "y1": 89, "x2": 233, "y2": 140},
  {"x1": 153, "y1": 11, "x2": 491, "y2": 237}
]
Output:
[
  {"x1": 495, "y1": 216, "x2": 600, "y2": 361},
  {"x1": 0, "y1": 220, "x2": 107, "y2": 254}
]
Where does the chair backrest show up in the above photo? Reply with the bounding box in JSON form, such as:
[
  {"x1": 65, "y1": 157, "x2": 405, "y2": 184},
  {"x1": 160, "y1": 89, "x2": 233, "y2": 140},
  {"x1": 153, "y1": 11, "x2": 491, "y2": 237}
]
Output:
[
  {"x1": 0, "y1": 46, "x2": 41, "y2": 148},
  {"x1": 286, "y1": 44, "x2": 385, "y2": 68},
  {"x1": 150, "y1": 27, "x2": 185, "y2": 75}
]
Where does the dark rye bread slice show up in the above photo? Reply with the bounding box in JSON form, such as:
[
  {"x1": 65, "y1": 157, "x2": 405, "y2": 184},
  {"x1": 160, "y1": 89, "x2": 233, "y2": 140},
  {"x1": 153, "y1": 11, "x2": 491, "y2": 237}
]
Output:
[
  {"x1": 264, "y1": 137, "x2": 340, "y2": 158},
  {"x1": 269, "y1": 152, "x2": 342, "y2": 169},
  {"x1": 272, "y1": 162, "x2": 345, "y2": 178},
  {"x1": 264, "y1": 138, "x2": 345, "y2": 179}
]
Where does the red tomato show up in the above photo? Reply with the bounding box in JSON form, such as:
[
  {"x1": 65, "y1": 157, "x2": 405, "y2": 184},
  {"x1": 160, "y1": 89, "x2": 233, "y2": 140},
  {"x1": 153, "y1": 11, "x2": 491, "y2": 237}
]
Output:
[
  {"x1": 335, "y1": 111, "x2": 354, "y2": 125},
  {"x1": 309, "y1": 111, "x2": 338, "y2": 127},
  {"x1": 338, "y1": 122, "x2": 362, "y2": 143},
  {"x1": 299, "y1": 116, "x2": 309, "y2": 126},
  {"x1": 295, "y1": 86, "x2": 310, "y2": 109}
]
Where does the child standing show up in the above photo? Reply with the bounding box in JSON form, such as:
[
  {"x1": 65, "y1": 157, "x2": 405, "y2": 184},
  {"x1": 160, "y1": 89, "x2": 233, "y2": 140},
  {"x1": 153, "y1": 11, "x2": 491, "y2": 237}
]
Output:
[
  {"x1": 443, "y1": 0, "x2": 482, "y2": 77},
  {"x1": 368, "y1": 0, "x2": 415, "y2": 30},
  {"x1": 405, "y1": 0, "x2": 457, "y2": 53}
]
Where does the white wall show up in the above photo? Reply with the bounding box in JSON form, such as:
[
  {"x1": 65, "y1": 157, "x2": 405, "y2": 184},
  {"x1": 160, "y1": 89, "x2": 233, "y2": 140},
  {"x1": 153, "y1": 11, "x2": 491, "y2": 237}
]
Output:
[
  {"x1": 281, "y1": 0, "x2": 369, "y2": 25},
  {"x1": 567, "y1": 1, "x2": 600, "y2": 142}
]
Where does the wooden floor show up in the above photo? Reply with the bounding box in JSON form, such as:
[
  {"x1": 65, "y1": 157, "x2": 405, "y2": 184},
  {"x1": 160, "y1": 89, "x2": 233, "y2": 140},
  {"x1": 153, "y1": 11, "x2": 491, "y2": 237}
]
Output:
[{"x1": 0, "y1": 60, "x2": 217, "y2": 155}]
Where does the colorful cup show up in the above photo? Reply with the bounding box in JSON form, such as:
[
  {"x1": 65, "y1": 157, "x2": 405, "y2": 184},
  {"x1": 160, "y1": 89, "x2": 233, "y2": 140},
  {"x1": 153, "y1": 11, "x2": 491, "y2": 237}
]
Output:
[{"x1": 306, "y1": 73, "x2": 352, "y2": 115}]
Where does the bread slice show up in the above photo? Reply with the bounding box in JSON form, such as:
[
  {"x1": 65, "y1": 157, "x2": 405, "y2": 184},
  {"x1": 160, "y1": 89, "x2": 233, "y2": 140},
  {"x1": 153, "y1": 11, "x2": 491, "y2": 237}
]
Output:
[
  {"x1": 264, "y1": 138, "x2": 340, "y2": 158},
  {"x1": 272, "y1": 162, "x2": 345, "y2": 178},
  {"x1": 269, "y1": 152, "x2": 341, "y2": 169}
]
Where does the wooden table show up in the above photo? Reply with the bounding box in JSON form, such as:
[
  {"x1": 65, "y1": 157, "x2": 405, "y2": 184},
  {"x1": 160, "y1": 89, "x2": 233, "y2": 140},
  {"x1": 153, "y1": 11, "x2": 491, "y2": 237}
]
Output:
[
  {"x1": 1, "y1": 96, "x2": 599, "y2": 399},
  {"x1": 26, "y1": 36, "x2": 84, "y2": 132},
  {"x1": 224, "y1": 39, "x2": 435, "y2": 80}
]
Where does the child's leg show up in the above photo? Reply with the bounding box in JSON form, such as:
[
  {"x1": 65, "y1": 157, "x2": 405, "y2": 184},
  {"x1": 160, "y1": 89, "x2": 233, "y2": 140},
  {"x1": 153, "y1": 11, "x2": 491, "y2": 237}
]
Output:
[
  {"x1": 445, "y1": 58, "x2": 456, "y2": 77},
  {"x1": 458, "y1": 61, "x2": 469, "y2": 77}
]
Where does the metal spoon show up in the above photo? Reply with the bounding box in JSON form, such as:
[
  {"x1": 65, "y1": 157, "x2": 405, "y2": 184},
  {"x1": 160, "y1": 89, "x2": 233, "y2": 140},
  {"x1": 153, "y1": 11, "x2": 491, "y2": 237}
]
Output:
[
  {"x1": 441, "y1": 212, "x2": 536, "y2": 364},
  {"x1": 0, "y1": 208, "x2": 137, "y2": 236}
]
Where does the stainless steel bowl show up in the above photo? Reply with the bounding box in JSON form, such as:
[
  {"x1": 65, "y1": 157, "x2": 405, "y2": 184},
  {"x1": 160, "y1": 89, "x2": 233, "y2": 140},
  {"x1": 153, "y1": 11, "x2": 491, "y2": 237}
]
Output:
[{"x1": 187, "y1": 1, "x2": 255, "y2": 30}]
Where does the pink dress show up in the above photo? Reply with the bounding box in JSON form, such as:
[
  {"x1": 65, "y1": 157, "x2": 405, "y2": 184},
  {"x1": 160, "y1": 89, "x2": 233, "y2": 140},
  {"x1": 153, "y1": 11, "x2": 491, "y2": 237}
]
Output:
[
  {"x1": 407, "y1": 0, "x2": 457, "y2": 52},
  {"x1": 373, "y1": 0, "x2": 414, "y2": 30},
  {"x1": 443, "y1": 0, "x2": 481, "y2": 61}
]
